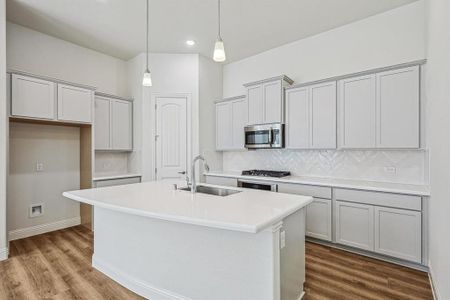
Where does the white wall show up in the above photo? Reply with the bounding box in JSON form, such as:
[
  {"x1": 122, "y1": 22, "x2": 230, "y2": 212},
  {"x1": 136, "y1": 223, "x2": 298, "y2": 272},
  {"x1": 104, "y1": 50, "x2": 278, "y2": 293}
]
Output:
[
  {"x1": 223, "y1": 0, "x2": 426, "y2": 97},
  {"x1": 127, "y1": 53, "x2": 200, "y2": 181},
  {"x1": 426, "y1": 0, "x2": 450, "y2": 298},
  {"x1": 0, "y1": 0, "x2": 7, "y2": 260},
  {"x1": 199, "y1": 55, "x2": 223, "y2": 178},
  {"x1": 6, "y1": 22, "x2": 128, "y2": 97},
  {"x1": 8, "y1": 123, "x2": 80, "y2": 236}
]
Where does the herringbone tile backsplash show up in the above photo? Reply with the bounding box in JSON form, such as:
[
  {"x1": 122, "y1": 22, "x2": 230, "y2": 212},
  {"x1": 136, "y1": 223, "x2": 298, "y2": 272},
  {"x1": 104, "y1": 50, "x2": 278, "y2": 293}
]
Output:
[{"x1": 223, "y1": 150, "x2": 428, "y2": 184}]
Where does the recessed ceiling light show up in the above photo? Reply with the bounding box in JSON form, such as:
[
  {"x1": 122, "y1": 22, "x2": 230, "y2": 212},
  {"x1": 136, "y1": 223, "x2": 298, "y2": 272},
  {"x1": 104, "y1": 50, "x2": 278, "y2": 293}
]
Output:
[{"x1": 186, "y1": 40, "x2": 196, "y2": 46}]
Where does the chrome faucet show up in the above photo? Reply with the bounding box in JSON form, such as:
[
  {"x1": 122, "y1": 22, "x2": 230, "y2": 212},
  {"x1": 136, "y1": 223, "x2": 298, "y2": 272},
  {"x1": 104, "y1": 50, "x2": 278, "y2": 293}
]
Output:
[{"x1": 191, "y1": 155, "x2": 210, "y2": 193}]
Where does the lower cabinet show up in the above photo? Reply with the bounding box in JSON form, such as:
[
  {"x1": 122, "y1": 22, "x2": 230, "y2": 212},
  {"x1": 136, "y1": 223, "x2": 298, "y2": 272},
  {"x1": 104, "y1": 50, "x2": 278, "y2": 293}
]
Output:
[
  {"x1": 306, "y1": 198, "x2": 332, "y2": 241},
  {"x1": 374, "y1": 207, "x2": 422, "y2": 263},
  {"x1": 335, "y1": 201, "x2": 374, "y2": 251}
]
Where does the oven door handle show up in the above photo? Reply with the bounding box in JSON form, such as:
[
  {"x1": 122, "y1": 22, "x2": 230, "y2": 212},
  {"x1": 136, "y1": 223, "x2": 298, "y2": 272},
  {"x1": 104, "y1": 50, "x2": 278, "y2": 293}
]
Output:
[{"x1": 268, "y1": 128, "x2": 273, "y2": 145}]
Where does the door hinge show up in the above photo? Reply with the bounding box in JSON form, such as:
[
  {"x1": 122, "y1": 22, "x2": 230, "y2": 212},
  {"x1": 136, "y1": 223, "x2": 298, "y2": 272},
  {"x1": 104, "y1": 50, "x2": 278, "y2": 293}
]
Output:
[
  {"x1": 155, "y1": 134, "x2": 159, "y2": 141},
  {"x1": 155, "y1": 168, "x2": 157, "y2": 175}
]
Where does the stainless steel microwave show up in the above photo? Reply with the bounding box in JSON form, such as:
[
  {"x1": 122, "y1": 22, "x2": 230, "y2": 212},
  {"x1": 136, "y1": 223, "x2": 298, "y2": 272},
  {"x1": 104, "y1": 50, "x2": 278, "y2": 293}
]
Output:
[{"x1": 244, "y1": 123, "x2": 285, "y2": 149}]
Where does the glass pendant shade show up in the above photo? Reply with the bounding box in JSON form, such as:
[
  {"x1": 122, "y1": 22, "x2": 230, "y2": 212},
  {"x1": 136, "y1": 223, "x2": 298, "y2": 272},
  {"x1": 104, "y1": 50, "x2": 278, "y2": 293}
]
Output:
[
  {"x1": 142, "y1": 69, "x2": 152, "y2": 87},
  {"x1": 213, "y1": 38, "x2": 226, "y2": 62}
]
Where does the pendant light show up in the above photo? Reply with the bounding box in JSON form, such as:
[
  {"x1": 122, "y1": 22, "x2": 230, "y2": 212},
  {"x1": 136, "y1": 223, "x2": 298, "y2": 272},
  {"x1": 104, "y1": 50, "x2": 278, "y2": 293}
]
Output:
[
  {"x1": 213, "y1": 0, "x2": 226, "y2": 62},
  {"x1": 142, "y1": 0, "x2": 152, "y2": 86}
]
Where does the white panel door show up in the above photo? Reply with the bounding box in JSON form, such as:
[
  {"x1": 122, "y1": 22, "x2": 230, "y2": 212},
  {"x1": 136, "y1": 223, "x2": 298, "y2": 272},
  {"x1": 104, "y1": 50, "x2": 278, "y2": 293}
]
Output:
[
  {"x1": 247, "y1": 84, "x2": 264, "y2": 125},
  {"x1": 339, "y1": 75, "x2": 376, "y2": 148},
  {"x1": 11, "y1": 74, "x2": 56, "y2": 120},
  {"x1": 306, "y1": 198, "x2": 332, "y2": 241},
  {"x1": 286, "y1": 87, "x2": 310, "y2": 149},
  {"x1": 231, "y1": 98, "x2": 247, "y2": 149},
  {"x1": 156, "y1": 96, "x2": 187, "y2": 180},
  {"x1": 374, "y1": 206, "x2": 422, "y2": 263},
  {"x1": 57, "y1": 84, "x2": 93, "y2": 123},
  {"x1": 94, "y1": 97, "x2": 111, "y2": 150},
  {"x1": 377, "y1": 66, "x2": 420, "y2": 148},
  {"x1": 111, "y1": 100, "x2": 132, "y2": 150},
  {"x1": 335, "y1": 201, "x2": 374, "y2": 251},
  {"x1": 216, "y1": 102, "x2": 232, "y2": 150},
  {"x1": 311, "y1": 82, "x2": 337, "y2": 149},
  {"x1": 263, "y1": 80, "x2": 283, "y2": 123}
]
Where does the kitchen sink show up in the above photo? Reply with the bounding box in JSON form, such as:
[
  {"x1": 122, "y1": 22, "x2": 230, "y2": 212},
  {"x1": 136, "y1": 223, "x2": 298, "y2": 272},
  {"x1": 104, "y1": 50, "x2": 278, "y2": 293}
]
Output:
[{"x1": 179, "y1": 185, "x2": 241, "y2": 197}]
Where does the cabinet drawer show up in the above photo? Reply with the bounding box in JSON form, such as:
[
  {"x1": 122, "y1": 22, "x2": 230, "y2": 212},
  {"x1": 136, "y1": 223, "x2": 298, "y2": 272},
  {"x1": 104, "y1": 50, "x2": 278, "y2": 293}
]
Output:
[
  {"x1": 94, "y1": 176, "x2": 141, "y2": 188},
  {"x1": 278, "y1": 183, "x2": 331, "y2": 199},
  {"x1": 205, "y1": 176, "x2": 237, "y2": 187},
  {"x1": 334, "y1": 188, "x2": 421, "y2": 211}
]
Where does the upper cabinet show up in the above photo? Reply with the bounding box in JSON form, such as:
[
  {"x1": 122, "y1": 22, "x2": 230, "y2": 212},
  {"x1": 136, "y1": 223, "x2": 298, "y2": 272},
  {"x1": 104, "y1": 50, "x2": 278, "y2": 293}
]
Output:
[
  {"x1": 94, "y1": 95, "x2": 133, "y2": 151},
  {"x1": 286, "y1": 81, "x2": 336, "y2": 149},
  {"x1": 11, "y1": 74, "x2": 56, "y2": 120},
  {"x1": 216, "y1": 95, "x2": 248, "y2": 151},
  {"x1": 244, "y1": 75, "x2": 293, "y2": 125},
  {"x1": 57, "y1": 84, "x2": 93, "y2": 123},
  {"x1": 11, "y1": 73, "x2": 94, "y2": 124},
  {"x1": 339, "y1": 65, "x2": 420, "y2": 149}
]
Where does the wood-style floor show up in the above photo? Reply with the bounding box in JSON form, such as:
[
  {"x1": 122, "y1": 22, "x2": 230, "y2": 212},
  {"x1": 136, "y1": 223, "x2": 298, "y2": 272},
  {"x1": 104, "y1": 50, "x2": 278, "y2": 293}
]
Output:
[{"x1": 0, "y1": 226, "x2": 433, "y2": 300}]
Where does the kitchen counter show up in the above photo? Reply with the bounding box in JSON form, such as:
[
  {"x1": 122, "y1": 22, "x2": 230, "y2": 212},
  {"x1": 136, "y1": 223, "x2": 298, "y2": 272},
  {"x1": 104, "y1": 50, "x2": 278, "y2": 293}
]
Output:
[
  {"x1": 63, "y1": 180, "x2": 312, "y2": 300},
  {"x1": 92, "y1": 173, "x2": 142, "y2": 181},
  {"x1": 64, "y1": 180, "x2": 312, "y2": 233},
  {"x1": 205, "y1": 171, "x2": 430, "y2": 196}
]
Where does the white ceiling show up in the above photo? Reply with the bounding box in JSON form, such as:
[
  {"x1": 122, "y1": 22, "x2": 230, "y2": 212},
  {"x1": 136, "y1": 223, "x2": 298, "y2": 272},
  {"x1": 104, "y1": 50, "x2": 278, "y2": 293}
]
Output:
[{"x1": 6, "y1": 0, "x2": 418, "y2": 63}]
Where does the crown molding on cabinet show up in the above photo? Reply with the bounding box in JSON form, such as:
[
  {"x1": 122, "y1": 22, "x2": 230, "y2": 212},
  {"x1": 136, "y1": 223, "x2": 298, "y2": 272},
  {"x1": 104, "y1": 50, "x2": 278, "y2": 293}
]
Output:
[
  {"x1": 286, "y1": 59, "x2": 427, "y2": 90},
  {"x1": 95, "y1": 91, "x2": 133, "y2": 102},
  {"x1": 215, "y1": 94, "x2": 246, "y2": 104},
  {"x1": 7, "y1": 69, "x2": 97, "y2": 91},
  {"x1": 243, "y1": 75, "x2": 294, "y2": 87}
]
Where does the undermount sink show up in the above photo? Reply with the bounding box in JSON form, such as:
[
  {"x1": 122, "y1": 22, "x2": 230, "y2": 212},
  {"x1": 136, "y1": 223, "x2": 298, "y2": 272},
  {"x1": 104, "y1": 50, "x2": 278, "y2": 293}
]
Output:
[{"x1": 179, "y1": 185, "x2": 241, "y2": 197}]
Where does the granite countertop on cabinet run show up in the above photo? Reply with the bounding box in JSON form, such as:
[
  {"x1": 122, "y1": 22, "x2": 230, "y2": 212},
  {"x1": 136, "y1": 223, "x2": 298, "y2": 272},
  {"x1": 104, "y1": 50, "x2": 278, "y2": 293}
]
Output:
[{"x1": 205, "y1": 171, "x2": 430, "y2": 196}]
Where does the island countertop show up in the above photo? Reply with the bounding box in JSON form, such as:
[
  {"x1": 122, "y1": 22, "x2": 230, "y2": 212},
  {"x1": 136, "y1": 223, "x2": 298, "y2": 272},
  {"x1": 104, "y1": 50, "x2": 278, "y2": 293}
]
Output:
[{"x1": 63, "y1": 181, "x2": 313, "y2": 233}]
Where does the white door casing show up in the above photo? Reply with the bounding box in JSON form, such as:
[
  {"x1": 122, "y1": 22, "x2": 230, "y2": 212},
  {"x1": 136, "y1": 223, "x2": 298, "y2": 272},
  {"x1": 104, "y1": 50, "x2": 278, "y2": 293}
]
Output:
[{"x1": 155, "y1": 95, "x2": 188, "y2": 181}]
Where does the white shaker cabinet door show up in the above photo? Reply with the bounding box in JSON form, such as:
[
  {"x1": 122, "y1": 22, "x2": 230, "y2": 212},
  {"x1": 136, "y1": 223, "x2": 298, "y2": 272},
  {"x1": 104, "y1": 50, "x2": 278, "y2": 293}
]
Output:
[
  {"x1": 263, "y1": 80, "x2": 283, "y2": 123},
  {"x1": 311, "y1": 81, "x2": 337, "y2": 149},
  {"x1": 57, "y1": 84, "x2": 93, "y2": 123},
  {"x1": 111, "y1": 100, "x2": 132, "y2": 150},
  {"x1": 377, "y1": 66, "x2": 420, "y2": 148},
  {"x1": 231, "y1": 98, "x2": 247, "y2": 149},
  {"x1": 247, "y1": 84, "x2": 264, "y2": 125},
  {"x1": 335, "y1": 201, "x2": 374, "y2": 251},
  {"x1": 306, "y1": 198, "x2": 332, "y2": 241},
  {"x1": 285, "y1": 87, "x2": 310, "y2": 149},
  {"x1": 339, "y1": 75, "x2": 376, "y2": 148},
  {"x1": 94, "y1": 97, "x2": 111, "y2": 150},
  {"x1": 374, "y1": 207, "x2": 422, "y2": 263},
  {"x1": 11, "y1": 74, "x2": 56, "y2": 120},
  {"x1": 216, "y1": 102, "x2": 232, "y2": 150}
]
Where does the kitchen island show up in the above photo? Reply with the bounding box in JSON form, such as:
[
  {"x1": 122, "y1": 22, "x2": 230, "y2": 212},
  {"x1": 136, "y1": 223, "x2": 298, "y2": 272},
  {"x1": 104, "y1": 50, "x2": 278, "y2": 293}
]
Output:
[{"x1": 63, "y1": 181, "x2": 313, "y2": 300}]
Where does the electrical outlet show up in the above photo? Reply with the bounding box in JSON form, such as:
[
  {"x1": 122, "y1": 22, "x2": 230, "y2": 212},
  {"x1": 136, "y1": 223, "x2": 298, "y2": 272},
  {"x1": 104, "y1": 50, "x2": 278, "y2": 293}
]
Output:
[
  {"x1": 36, "y1": 162, "x2": 44, "y2": 172},
  {"x1": 384, "y1": 166, "x2": 396, "y2": 174},
  {"x1": 280, "y1": 230, "x2": 286, "y2": 249},
  {"x1": 29, "y1": 204, "x2": 44, "y2": 218}
]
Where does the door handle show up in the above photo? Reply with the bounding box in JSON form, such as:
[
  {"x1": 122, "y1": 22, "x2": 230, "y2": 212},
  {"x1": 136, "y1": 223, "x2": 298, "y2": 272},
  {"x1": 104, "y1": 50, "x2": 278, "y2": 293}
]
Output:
[{"x1": 178, "y1": 171, "x2": 186, "y2": 175}]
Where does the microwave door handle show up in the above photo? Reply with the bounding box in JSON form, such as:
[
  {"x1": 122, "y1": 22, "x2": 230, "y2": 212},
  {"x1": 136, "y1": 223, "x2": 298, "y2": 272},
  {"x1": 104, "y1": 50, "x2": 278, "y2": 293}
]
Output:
[{"x1": 268, "y1": 128, "x2": 273, "y2": 146}]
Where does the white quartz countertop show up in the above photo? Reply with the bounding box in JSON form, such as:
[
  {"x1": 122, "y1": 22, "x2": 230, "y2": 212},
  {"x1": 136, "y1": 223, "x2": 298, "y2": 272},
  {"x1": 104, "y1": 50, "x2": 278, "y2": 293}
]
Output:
[
  {"x1": 63, "y1": 181, "x2": 313, "y2": 233},
  {"x1": 92, "y1": 173, "x2": 142, "y2": 181},
  {"x1": 205, "y1": 171, "x2": 430, "y2": 196}
]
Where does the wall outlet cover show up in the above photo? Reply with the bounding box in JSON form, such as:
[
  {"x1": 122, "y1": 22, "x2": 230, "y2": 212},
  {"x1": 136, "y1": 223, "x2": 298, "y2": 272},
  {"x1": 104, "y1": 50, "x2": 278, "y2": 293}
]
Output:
[
  {"x1": 384, "y1": 166, "x2": 397, "y2": 174},
  {"x1": 29, "y1": 204, "x2": 44, "y2": 218},
  {"x1": 36, "y1": 162, "x2": 44, "y2": 172}
]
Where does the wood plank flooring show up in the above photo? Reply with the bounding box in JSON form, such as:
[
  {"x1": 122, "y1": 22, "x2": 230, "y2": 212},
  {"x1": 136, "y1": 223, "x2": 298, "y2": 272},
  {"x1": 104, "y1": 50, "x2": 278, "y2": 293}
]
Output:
[{"x1": 0, "y1": 226, "x2": 433, "y2": 300}]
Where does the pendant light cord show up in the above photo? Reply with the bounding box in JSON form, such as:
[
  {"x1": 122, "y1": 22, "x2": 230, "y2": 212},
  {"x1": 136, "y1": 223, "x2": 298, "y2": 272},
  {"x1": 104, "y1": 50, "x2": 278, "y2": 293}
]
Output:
[
  {"x1": 218, "y1": 0, "x2": 221, "y2": 39},
  {"x1": 146, "y1": 0, "x2": 149, "y2": 70}
]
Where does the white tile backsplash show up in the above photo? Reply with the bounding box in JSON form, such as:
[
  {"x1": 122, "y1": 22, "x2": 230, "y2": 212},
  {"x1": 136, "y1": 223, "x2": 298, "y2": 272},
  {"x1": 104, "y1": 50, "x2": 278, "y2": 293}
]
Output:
[
  {"x1": 95, "y1": 152, "x2": 129, "y2": 176},
  {"x1": 223, "y1": 149, "x2": 428, "y2": 185}
]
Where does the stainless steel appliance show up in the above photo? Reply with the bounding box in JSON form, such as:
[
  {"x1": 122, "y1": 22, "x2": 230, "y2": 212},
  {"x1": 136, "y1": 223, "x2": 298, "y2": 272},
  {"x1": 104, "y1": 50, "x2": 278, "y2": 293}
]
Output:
[
  {"x1": 241, "y1": 170, "x2": 291, "y2": 178},
  {"x1": 244, "y1": 123, "x2": 284, "y2": 149},
  {"x1": 237, "y1": 179, "x2": 278, "y2": 192}
]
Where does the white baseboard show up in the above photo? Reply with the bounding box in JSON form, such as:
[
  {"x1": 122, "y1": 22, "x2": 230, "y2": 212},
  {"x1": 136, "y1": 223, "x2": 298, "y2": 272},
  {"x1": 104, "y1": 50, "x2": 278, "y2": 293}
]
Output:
[
  {"x1": 428, "y1": 263, "x2": 441, "y2": 300},
  {"x1": 8, "y1": 216, "x2": 81, "y2": 241},
  {"x1": 0, "y1": 247, "x2": 8, "y2": 261},
  {"x1": 92, "y1": 255, "x2": 190, "y2": 300}
]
